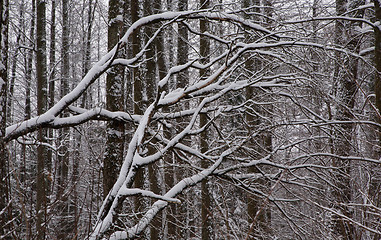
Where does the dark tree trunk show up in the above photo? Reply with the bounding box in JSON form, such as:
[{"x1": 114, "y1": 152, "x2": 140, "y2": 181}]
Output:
[
  {"x1": 82, "y1": 0, "x2": 93, "y2": 108},
  {"x1": 331, "y1": 1, "x2": 364, "y2": 239},
  {"x1": 23, "y1": 2, "x2": 35, "y2": 237},
  {"x1": 0, "y1": 0, "x2": 11, "y2": 238},
  {"x1": 144, "y1": 0, "x2": 162, "y2": 238},
  {"x1": 7, "y1": 0, "x2": 23, "y2": 125},
  {"x1": 36, "y1": 0, "x2": 48, "y2": 239},
  {"x1": 199, "y1": 1, "x2": 213, "y2": 240},
  {"x1": 57, "y1": 0, "x2": 72, "y2": 238},
  {"x1": 374, "y1": 1, "x2": 381, "y2": 128},
  {"x1": 371, "y1": 1, "x2": 381, "y2": 239},
  {"x1": 164, "y1": 1, "x2": 189, "y2": 238},
  {"x1": 103, "y1": 0, "x2": 125, "y2": 198},
  {"x1": 242, "y1": 1, "x2": 272, "y2": 239},
  {"x1": 47, "y1": 0, "x2": 55, "y2": 199},
  {"x1": 131, "y1": 0, "x2": 145, "y2": 225}
]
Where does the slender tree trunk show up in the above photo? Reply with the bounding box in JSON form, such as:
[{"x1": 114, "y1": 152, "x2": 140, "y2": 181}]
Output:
[
  {"x1": 36, "y1": 0, "x2": 48, "y2": 238},
  {"x1": 7, "y1": 0, "x2": 22, "y2": 124},
  {"x1": 374, "y1": 2, "x2": 381, "y2": 130},
  {"x1": 56, "y1": 0, "x2": 72, "y2": 238},
  {"x1": 143, "y1": 0, "x2": 162, "y2": 238},
  {"x1": 131, "y1": 0, "x2": 146, "y2": 224},
  {"x1": 242, "y1": 1, "x2": 272, "y2": 239},
  {"x1": 331, "y1": 0, "x2": 363, "y2": 239},
  {"x1": 199, "y1": 1, "x2": 213, "y2": 239},
  {"x1": 82, "y1": 0, "x2": 93, "y2": 108},
  {"x1": 0, "y1": 0, "x2": 11, "y2": 238},
  {"x1": 75, "y1": 1, "x2": 95, "y2": 238},
  {"x1": 49, "y1": 0, "x2": 56, "y2": 111},
  {"x1": 25, "y1": 0, "x2": 34, "y2": 123},
  {"x1": 103, "y1": 0, "x2": 125, "y2": 197},
  {"x1": 176, "y1": 1, "x2": 188, "y2": 238},
  {"x1": 371, "y1": 1, "x2": 381, "y2": 239},
  {"x1": 24, "y1": 2, "x2": 35, "y2": 237},
  {"x1": 47, "y1": 0, "x2": 55, "y2": 201},
  {"x1": 47, "y1": 4, "x2": 56, "y2": 237},
  {"x1": 163, "y1": 1, "x2": 189, "y2": 238}
]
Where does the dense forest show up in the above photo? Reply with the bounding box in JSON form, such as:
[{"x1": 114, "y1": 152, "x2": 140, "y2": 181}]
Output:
[{"x1": 1, "y1": 0, "x2": 381, "y2": 239}]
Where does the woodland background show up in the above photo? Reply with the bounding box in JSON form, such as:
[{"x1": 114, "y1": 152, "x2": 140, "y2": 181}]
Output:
[{"x1": 1, "y1": 0, "x2": 381, "y2": 239}]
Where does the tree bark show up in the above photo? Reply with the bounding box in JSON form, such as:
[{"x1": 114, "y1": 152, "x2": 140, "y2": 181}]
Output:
[
  {"x1": 199, "y1": 1, "x2": 213, "y2": 240},
  {"x1": 36, "y1": 0, "x2": 48, "y2": 239},
  {"x1": 103, "y1": 0, "x2": 125, "y2": 198},
  {"x1": 47, "y1": 0, "x2": 55, "y2": 198},
  {"x1": 57, "y1": 0, "x2": 72, "y2": 238},
  {"x1": 331, "y1": 0, "x2": 363, "y2": 239},
  {"x1": 131, "y1": 0, "x2": 145, "y2": 225},
  {"x1": 374, "y1": 1, "x2": 381, "y2": 129},
  {"x1": 371, "y1": 1, "x2": 381, "y2": 239},
  {"x1": 242, "y1": 1, "x2": 272, "y2": 239},
  {"x1": 144, "y1": 0, "x2": 162, "y2": 238},
  {"x1": 23, "y1": 2, "x2": 35, "y2": 237},
  {"x1": 164, "y1": 1, "x2": 189, "y2": 238},
  {"x1": 0, "y1": 0, "x2": 11, "y2": 238}
]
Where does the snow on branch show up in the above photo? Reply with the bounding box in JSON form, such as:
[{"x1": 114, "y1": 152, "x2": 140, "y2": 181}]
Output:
[{"x1": 118, "y1": 187, "x2": 180, "y2": 203}]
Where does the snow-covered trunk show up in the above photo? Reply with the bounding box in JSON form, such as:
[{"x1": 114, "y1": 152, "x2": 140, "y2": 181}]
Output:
[
  {"x1": 36, "y1": 0, "x2": 49, "y2": 238},
  {"x1": 103, "y1": 0, "x2": 125, "y2": 197},
  {"x1": 0, "y1": 0, "x2": 10, "y2": 238}
]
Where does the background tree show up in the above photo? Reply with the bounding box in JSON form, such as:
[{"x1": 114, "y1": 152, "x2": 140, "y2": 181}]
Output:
[
  {"x1": 0, "y1": 0, "x2": 11, "y2": 238},
  {"x1": 143, "y1": 0, "x2": 163, "y2": 238},
  {"x1": 36, "y1": 0, "x2": 48, "y2": 238},
  {"x1": 199, "y1": 1, "x2": 213, "y2": 239},
  {"x1": 165, "y1": 0, "x2": 189, "y2": 238},
  {"x1": 56, "y1": 0, "x2": 73, "y2": 238},
  {"x1": 103, "y1": 0, "x2": 126, "y2": 197},
  {"x1": 242, "y1": 1, "x2": 272, "y2": 239}
]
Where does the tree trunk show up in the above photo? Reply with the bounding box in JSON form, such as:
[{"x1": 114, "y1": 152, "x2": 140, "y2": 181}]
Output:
[
  {"x1": 331, "y1": 0, "x2": 363, "y2": 239},
  {"x1": 242, "y1": 1, "x2": 272, "y2": 239},
  {"x1": 36, "y1": 0, "x2": 48, "y2": 239},
  {"x1": 131, "y1": 0, "x2": 146, "y2": 225},
  {"x1": 199, "y1": 1, "x2": 213, "y2": 239},
  {"x1": 0, "y1": 0, "x2": 11, "y2": 238},
  {"x1": 103, "y1": 0, "x2": 125, "y2": 198},
  {"x1": 57, "y1": 0, "x2": 72, "y2": 238},
  {"x1": 7, "y1": 0, "x2": 22, "y2": 125},
  {"x1": 371, "y1": 1, "x2": 381, "y2": 239},
  {"x1": 374, "y1": 1, "x2": 381, "y2": 131},
  {"x1": 82, "y1": 0, "x2": 93, "y2": 108},
  {"x1": 47, "y1": 0, "x2": 55, "y2": 202},
  {"x1": 24, "y1": 2, "x2": 35, "y2": 237},
  {"x1": 164, "y1": 1, "x2": 189, "y2": 238},
  {"x1": 143, "y1": 0, "x2": 162, "y2": 238}
]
